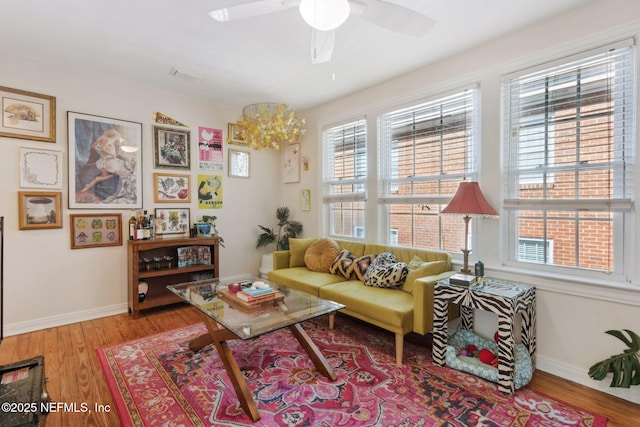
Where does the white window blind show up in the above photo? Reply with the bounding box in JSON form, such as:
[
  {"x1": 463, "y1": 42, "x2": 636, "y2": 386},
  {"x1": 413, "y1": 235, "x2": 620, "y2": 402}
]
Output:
[
  {"x1": 503, "y1": 40, "x2": 636, "y2": 274},
  {"x1": 378, "y1": 88, "x2": 478, "y2": 249},
  {"x1": 322, "y1": 119, "x2": 367, "y2": 238}
]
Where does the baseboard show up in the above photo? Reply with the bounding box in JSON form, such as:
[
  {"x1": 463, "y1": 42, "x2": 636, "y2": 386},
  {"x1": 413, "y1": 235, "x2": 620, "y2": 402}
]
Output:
[
  {"x1": 3, "y1": 303, "x2": 129, "y2": 337},
  {"x1": 537, "y1": 354, "x2": 640, "y2": 404}
]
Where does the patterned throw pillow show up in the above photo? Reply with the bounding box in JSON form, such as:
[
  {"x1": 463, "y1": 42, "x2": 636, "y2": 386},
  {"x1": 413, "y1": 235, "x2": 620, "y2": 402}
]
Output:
[
  {"x1": 348, "y1": 254, "x2": 377, "y2": 281},
  {"x1": 330, "y1": 249, "x2": 356, "y2": 278},
  {"x1": 363, "y1": 252, "x2": 409, "y2": 289}
]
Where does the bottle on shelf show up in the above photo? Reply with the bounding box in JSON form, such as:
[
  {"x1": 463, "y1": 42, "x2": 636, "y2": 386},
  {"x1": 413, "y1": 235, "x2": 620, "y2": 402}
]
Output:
[
  {"x1": 149, "y1": 214, "x2": 156, "y2": 240},
  {"x1": 142, "y1": 210, "x2": 151, "y2": 240},
  {"x1": 135, "y1": 211, "x2": 145, "y2": 240},
  {"x1": 128, "y1": 210, "x2": 137, "y2": 240}
]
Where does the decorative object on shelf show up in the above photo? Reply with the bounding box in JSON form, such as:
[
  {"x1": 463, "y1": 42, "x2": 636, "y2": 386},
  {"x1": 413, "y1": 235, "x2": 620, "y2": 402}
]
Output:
[
  {"x1": 19, "y1": 147, "x2": 63, "y2": 189},
  {"x1": 153, "y1": 125, "x2": 190, "y2": 170},
  {"x1": 440, "y1": 181, "x2": 498, "y2": 274},
  {"x1": 589, "y1": 329, "x2": 640, "y2": 388},
  {"x1": 154, "y1": 208, "x2": 190, "y2": 236},
  {"x1": 228, "y1": 149, "x2": 250, "y2": 178},
  {"x1": 230, "y1": 103, "x2": 305, "y2": 151},
  {"x1": 256, "y1": 207, "x2": 303, "y2": 251},
  {"x1": 17, "y1": 191, "x2": 62, "y2": 230},
  {"x1": 198, "y1": 215, "x2": 225, "y2": 247},
  {"x1": 68, "y1": 111, "x2": 142, "y2": 209},
  {"x1": 154, "y1": 173, "x2": 191, "y2": 203},
  {"x1": 0, "y1": 85, "x2": 56, "y2": 142},
  {"x1": 70, "y1": 213, "x2": 122, "y2": 249}
]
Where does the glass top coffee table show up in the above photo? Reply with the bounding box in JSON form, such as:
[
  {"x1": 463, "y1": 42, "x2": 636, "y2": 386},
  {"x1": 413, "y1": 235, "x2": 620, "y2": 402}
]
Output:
[{"x1": 167, "y1": 275, "x2": 344, "y2": 422}]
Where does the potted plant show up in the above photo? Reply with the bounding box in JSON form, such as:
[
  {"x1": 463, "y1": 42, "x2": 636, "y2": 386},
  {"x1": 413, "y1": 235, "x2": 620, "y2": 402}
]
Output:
[
  {"x1": 588, "y1": 329, "x2": 640, "y2": 388},
  {"x1": 256, "y1": 207, "x2": 303, "y2": 277},
  {"x1": 197, "y1": 215, "x2": 225, "y2": 247}
]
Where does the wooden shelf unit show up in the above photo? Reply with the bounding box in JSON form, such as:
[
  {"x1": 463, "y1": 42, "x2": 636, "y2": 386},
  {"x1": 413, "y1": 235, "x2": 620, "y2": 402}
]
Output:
[{"x1": 127, "y1": 236, "x2": 219, "y2": 318}]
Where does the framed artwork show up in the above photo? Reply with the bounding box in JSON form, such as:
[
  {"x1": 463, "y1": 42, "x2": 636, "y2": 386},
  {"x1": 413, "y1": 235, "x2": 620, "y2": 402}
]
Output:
[
  {"x1": 197, "y1": 174, "x2": 223, "y2": 209},
  {"x1": 70, "y1": 213, "x2": 122, "y2": 249},
  {"x1": 198, "y1": 126, "x2": 223, "y2": 172},
  {"x1": 154, "y1": 208, "x2": 190, "y2": 236},
  {"x1": 154, "y1": 173, "x2": 191, "y2": 203},
  {"x1": 18, "y1": 191, "x2": 62, "y2": 230},
  {"x1": 228, "y1": 123, "x2": 247, "y2": 145},
  {"x1": 282, "y1": 143, "x2": 301, "y2": 183},
  {"x1": 68, "y1": 111, "x2": 142, "y2": 209},
  {"x1": 0, "y1": 86, "x2": 56, "y2": 143},
  {"x1": 228, "y1": 149, "x2": 250, "y2": 178},
  {"x1": 301, "y1": 189, "x2": 311, "y2": 211},
  {"x1": 19, "y1": 147, "x2": 63, "y2": 189},
  {"x1": 153, "y1": 125, "x2": 190, "y2": 169}
]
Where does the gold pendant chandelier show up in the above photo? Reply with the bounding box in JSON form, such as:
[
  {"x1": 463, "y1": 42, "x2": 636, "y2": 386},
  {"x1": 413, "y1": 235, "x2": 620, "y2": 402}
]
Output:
[{"x1": 234, "y1": 103, "x2": 305, "y2": 150}]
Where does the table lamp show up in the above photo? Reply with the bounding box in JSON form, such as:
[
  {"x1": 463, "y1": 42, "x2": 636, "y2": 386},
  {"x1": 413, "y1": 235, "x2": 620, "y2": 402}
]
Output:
[{"x1": 440, "y1": 181, "x2": 498, "y2": 274}]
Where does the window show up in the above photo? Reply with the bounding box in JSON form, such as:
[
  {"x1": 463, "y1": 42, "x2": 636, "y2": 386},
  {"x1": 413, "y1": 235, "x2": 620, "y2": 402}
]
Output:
[
  {"x1": 379, "y1": 89, "x2": 478, "y2": 250},
  {"x1": 322, "y1": 119, "x2": 367, "y2": 238},
  {"x1": 503, "y1": 40, "x2": 635, "y2": 278}
]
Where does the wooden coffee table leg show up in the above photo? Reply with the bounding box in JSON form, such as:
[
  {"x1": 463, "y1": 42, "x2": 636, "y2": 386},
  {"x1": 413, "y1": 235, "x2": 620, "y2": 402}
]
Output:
[
  {"x1": 194, "y1": 317, "x2": 261, "y2": 422},
  {"x1": 289, "y1": 323, "x2": 337, "y2": 381}
]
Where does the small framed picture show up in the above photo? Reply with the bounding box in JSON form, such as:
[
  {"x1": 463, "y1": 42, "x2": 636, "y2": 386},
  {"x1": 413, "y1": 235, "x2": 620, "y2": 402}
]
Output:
[
  {"x1": 154, "y1": 173, "x2": 191, "y2": 203},
  {"x1": 19, "y1": 147, "x2": 64, "y2": 189},
  {"x1": 18, "y1": 191, "x2": 63, "y2": 230},
  {"x1": 228, "y1": 123, "x2": 247, "y2": 145},
  {"x1": 70, "y1": 213, "x2": 122, "y2": 249},
  {"x1": 229, "y1": 149, "x2": 250, "y2": 178},
  {"x1": 153, "y1": 125, "x2": 190, "y2": 169},
  {"x1": 301, "y1": 189, "x2": 311, "y2": 211},
  {"x1": 0, "y1": 86, "x2": 56, "y2": 143},
  {"x1": 154, "y1": 208, "x2": 190, "y2": 236}
]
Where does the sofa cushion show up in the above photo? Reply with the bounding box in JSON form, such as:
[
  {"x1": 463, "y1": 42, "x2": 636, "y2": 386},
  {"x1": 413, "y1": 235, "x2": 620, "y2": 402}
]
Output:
[
  {"x1": 402, "y1": 256, "x2": 447, "y2": 294},
  {"x1": 304, "y1": 238, "x2": 340, "y2": 272},
  {"x1": 349, "y1": 254, "x2": 377, "y2": 281},
  {"x1": 289, "y1": 238, "x2": 319, "y2": 267},
  {"x1": 363, "y1": 252, "x2": 409, "y2": 289},
  {"x1": 268, "y1": 267, "x2": 344, "y2": 297},
  {"x1": 330, "y1": 249, "x2": 356, "y2": 278}
]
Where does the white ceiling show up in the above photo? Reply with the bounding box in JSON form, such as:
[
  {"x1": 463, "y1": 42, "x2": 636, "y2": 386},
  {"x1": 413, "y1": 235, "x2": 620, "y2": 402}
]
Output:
[{"x1": 1, "y1": 0, "x2": 598, "y2": 111}]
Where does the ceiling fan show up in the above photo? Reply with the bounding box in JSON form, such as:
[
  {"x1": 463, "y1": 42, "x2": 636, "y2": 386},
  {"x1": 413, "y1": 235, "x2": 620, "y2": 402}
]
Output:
[{"x1": 208, "y1": 0, "x2": 435, "y2": 64}]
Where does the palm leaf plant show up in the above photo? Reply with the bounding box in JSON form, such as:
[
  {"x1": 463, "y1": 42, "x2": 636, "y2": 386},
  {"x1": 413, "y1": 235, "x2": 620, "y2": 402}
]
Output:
[
  {"x1": 256, "y1": 207, "x2": 303, "y2": 251},
  {"x1": 588, "y1": 329, "x2": 640, "y2": 388}
]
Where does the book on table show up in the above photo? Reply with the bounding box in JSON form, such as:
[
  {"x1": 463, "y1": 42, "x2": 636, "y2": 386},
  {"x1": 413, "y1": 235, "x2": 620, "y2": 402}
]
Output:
[
  {"x1": 242, "y1": 286, "x2": 274, "y2": 297},
  {"x1": 449, "y1": 273, "x2": 477, "y2": 287},
  {"x1": 236, "y1": 289, "x2": 276, "y2": 302}
]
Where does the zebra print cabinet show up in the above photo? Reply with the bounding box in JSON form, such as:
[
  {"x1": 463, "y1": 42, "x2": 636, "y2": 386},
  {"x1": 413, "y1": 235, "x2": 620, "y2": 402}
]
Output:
[{"x1": 432, "y1": 278, "x2": 536, "y2": 395}]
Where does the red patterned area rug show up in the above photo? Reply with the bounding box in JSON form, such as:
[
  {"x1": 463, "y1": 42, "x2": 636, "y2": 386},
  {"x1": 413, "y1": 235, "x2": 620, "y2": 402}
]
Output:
[{"x1": 97, "y1": 317, "x2": 606, "y2": 426}]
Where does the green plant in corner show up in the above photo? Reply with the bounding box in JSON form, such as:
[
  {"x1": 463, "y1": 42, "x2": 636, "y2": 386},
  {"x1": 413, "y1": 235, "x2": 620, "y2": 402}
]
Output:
[
  {"x1": 256, "y1": 207, "x2": 303, "y2": 251},
  {"x1": 588, "y1": 329, "x2": 640, "y2": 388}
]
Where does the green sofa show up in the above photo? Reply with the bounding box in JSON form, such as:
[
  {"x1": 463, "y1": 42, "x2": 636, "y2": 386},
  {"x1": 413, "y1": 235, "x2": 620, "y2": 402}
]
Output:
[{"x1": 268, "y1": 238, "x2": 458, "y2": 366}]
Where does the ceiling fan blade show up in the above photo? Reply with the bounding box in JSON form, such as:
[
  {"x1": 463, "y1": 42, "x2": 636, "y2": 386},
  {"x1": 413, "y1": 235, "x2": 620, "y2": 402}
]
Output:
[
  {"x1": 310, "y1": 29, "x2": 335, "y2": 64},
  {"x1": 209, "y1": 0, "x2": 296, "y2": 22},
  {"x1": 356, "y1": 0, "x2": 435, "y2": 37}
]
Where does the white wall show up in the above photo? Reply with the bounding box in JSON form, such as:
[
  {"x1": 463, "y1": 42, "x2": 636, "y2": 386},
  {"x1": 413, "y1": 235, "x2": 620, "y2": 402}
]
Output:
[
  {"x1": 0, "y1": 52, "x2": 287, "y2": 333},
  {"x1": 299, "y1": 0, "x2": 640, "y2": 403}
]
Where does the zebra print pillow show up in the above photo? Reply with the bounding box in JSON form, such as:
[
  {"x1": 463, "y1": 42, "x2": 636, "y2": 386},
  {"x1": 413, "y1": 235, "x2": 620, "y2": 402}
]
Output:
[{"x1": 363, "y1": 252, "x2": 409, "y2": 289}]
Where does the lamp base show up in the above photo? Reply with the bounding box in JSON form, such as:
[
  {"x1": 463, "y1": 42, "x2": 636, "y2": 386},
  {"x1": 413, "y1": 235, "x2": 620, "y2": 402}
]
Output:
[{"x1": 460, "y1": 248, "x2": 472, "y2": 275}]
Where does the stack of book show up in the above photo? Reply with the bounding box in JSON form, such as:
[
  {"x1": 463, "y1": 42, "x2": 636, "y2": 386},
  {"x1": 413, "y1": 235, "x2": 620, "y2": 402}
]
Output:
[
  {"x1": 236, "y1": 286, "x2": 277, "y2": 302},
  {"x1": 448, "y1": 273, "x2": 477, "y2": 287}
]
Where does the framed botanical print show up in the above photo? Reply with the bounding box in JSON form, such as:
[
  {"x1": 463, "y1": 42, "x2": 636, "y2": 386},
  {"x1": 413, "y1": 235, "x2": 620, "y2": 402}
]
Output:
[
  {"x1": 282, "y1": 143, "x2": 301, "y2": 183},
  {"x1": 18, "y1": 191, "x2": 63, "y2": 230},
  {"x1": 68, "y1": 111, "x2": 142, "y2": 209},
  {"x1": 154, "y1": 173, "x2": 191, "y2": 203},
  {"x1": 154, "y1": 208, "x2": 190, "y2": 236},
  {"x1": 70, "y1": 213, "x2": 122, "y2": 249},
  {"x1": 153, "y1": 125, "x2": 190, "y2": 169},
  {"x1": 0, "y1": 86, "x2": 56, "y2": 142}
]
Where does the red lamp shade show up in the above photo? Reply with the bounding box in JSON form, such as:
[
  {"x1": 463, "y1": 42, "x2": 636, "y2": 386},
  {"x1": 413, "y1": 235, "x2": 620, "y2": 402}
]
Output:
[{"x1": 441, "y1": 182, "x2": 498, "y2": 217}]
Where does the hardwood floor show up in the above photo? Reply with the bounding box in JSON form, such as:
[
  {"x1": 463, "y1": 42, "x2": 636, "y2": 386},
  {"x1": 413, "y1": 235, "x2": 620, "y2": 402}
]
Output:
[{"x1": 0, "y1": 304, "x2": 638, "y2": 426}]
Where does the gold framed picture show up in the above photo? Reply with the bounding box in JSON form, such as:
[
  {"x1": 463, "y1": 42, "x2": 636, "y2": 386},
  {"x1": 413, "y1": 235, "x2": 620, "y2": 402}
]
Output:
[
  {"x1": 70, "y1": 213, "x2": 122, "y2": 249},
  {"x1": 18, "y1": 191, "x2": 63, "y2": 230},
  {"x1": 154, "y1": 173, "x2": 191, "y2": 203},
  {"x1": 0, "y1": 86, "x2": 56, "y2": 143},
  {"x1": 228, "y1": 123, "x2": 247, "y2": 145}
]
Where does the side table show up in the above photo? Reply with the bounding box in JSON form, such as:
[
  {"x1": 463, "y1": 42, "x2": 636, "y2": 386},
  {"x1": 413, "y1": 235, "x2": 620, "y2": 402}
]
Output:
[{"x1": 432, "y1": 278, "x2": 536, "y2": 395}]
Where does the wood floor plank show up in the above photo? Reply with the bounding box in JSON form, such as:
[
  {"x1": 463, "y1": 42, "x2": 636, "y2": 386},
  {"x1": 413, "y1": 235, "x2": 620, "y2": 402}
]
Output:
[{"x1": 1, "y1": 305, "x2": 638, "y2": 426}]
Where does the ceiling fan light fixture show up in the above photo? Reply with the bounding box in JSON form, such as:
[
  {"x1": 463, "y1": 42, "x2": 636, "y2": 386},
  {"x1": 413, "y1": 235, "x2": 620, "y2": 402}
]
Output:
[{"x1": 299, "y1": 0, "x2": 351, "y2": 31}]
